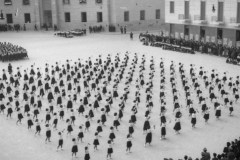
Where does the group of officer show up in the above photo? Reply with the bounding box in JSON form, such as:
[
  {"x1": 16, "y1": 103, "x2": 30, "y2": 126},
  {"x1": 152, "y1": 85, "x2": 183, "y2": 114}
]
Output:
[
  {"x1": 120, "y1": 26, "x2": 127, "y2": 34},
  {"x1": 0, "y1": 42, "x2": 28, "y2": 62},
  {"x1": 0, "y1": 24, "x2": 21, "y2": 32},
  {"x1": 89, "y1": 25, "x2": 104, "y2": 33}
]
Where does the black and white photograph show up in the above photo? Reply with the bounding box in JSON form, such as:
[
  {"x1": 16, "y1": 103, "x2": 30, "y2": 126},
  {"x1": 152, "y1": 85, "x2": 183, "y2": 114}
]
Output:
[{"x1": 0, "y1": 0, "x2": 240, "y2": 160}]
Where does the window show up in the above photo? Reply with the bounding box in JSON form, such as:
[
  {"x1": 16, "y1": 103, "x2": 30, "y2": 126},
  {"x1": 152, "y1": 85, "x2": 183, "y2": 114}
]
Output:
[
  {"x1": 124, "y1": 11, "x2": 129, "y2": 22},
  {"x1": 79, "y1": 0, "x2": 86, "y2": 4},
  {"x1": 96, "y1": 0, "x2": 102, "y2": 4},
  {"x1": 63, "y1": 0, "x2": 70, "y2": 4},
  {"x1": 156, "y1": 9, "x2": 160, "y2": 19},
  {"x1": 140, "y1": 10, "x2": 145, "y2": 20},
  {"x1": 23, "y1": 0, "x2": 30, "y2": 5},
  {"x1": 237, "y1": 2, "x2": 240, "y2": 23},
  {"x1": 24, "y1": 13, "x2": 31, "y2": 23},
  {"x1": 81, "y1": 12, "x2": 87, "y2": 22},
  {"x1": 97, "y1": 12, "x2": 103, "y2": 22},
  {"x1": 170, "y1": 1, "x2": 174, "y2": 13},
  {"x1": 184, "y1": 1, "x2": 189, "y2": 19},
  {"x1": 200, "y1": 1, "x2": 206, "y2": 20},
  {"x1": 65, "y1": 12, "x2": 71, "y2": 22},
  {"x1": 4, "y1": 0, "x2": 12, "y2": 5},
  {"x1": 6, "y1": 14, "x2": 13, "y2": 24},
  {"x1": 218, "y1": 2, "x2": 224, "y2": 21}
]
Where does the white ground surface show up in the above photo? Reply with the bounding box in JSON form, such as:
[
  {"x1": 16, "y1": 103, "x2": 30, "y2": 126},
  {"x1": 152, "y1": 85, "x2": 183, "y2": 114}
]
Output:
[{"x1": 0, "y1": 31, "x2": 240, "y2": 160}]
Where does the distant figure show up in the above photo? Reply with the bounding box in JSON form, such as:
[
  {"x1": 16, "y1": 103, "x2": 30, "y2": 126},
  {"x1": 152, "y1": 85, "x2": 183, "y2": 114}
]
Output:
[
  {"x1": 130, "y1": 32, "x2": 133, "y2": 40},
  {"x1": 45, "y1": 24, "x2": 48, "y2": 31},
  {"x1": 54, "y1": 25, "x2": 58, "y2": 32},
  {"x1": 161, "y1": 30, "x2": 164, "y2": 36},
  {"x1": 124, "y1": 26, "x2": 127, "y2": 34},
  {"x1": 34, "y1": 24, "x2": 38, "y2": 31},
  {"x1": 120, "y1": 26, "x2": 123, "y2": 34},
  {"x1": 23, "y1": 24, "x2": 26, "y2": 31}
]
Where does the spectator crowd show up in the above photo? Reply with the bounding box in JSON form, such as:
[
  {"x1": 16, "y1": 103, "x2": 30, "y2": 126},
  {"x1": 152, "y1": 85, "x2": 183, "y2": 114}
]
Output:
[
  {"x1": 139, "y1": 33, "x2": 240, "y2": 65},
  {"x1": 165, "y1": 137, "x2": 240, "y2": 160}
]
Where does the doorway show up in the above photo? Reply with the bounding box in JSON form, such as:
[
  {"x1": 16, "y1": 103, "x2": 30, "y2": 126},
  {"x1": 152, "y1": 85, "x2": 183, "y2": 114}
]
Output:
[{"x1": 43, "y1": 10, "x2": 52, "y2": 28}]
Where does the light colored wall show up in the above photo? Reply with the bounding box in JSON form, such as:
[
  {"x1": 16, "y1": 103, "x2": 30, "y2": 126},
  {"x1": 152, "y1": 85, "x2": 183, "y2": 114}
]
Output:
[
  {"x1": 0, "y1": 0, "x2": 40, "y2": 29},
  {"x1": 110, "y1": 0, "x2": 165, "y2": 31},
  {"x1": 0, "y1": 0, "x2": 165, "y2": 31},
  {"x1": 165, "y1": 0, "x2": 240, "y2": 46},
  {"x1": 56, "y1": 0, "x2": 109, "y2": 30},
  {"x1": 165, "y1": 0, "x2": 240, "y2": 28}
]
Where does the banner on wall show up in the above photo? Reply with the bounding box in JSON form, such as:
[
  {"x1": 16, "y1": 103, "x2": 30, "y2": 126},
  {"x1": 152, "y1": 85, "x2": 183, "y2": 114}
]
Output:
[
  {"x1": 165, "y1": 31, "x2": 169, "y2": 36},
  {"x1": 190, "y1": 34, "x2": 193, "y2": 40},
  {"x1": 206, "y1": 36, "x2": 210, "y2": 42},
  {"x1": 180, "y1": 33, "x2": 184, "y2": 39},
  {"x1": 228, "y1": 41, "x2": 233, "y2": 47},
  {"x1": 195, "y1": 34, "x2": 199, "y2": 41},
  {"x1": 236, "y1": 41, "x2": 240, "y2": 48},
  {"x1": 175, "y1": 32, "x2": 179, "y2": 39},
  {"x1": 223, "y1": 38, "x2": 228, "y2": 45},
  {"x1": 211, "y1": 36, "x2": 216, "y2": 43}
]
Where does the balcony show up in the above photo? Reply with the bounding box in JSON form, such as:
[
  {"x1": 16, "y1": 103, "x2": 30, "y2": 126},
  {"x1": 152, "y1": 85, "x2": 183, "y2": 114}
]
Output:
[
  {"x1": 178, "y1": 14, "x2": 191, "y2": 23},
  {"x1": 193, "y1": 15, "x2": 208, "y2": 24},
  {"x1": 229, "y1": 17, "x2": 240, "y2": 28},
  {"x1": 211, "y1": 16, "x2": 224, "y2": 26}
]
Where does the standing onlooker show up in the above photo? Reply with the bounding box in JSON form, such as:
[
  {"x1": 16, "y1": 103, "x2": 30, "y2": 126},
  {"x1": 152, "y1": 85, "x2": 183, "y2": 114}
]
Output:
[
  {"x1": 130, "y1": 32, "x2": 133, "y2": 40},
  {"x1": 124, "y1": 26, "x2": 127, "y2": 34},
  {"x1": 120, "y1": 26, "x2": 123, "y2": 34},
  {"x1": 23, "y1": 24, "x2": 26, "y2": 31},
  {"x1": 201, "y1": 148, "x2": 211, "y2": 160}
]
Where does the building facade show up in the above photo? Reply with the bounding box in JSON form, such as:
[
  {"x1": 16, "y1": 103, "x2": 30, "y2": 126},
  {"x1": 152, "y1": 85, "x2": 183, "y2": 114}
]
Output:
[
  {"x1": 165, "y1": 0, "x2": 240, "y2": 47},
  {"x1": 0, "y1": 0, "x2": 40, "y2": 30},
  {"x1": 0, "y1": 0, "x2": 165, "y2": 31},
  {"x1": 109, "y1": 0, "x2": 165, "y2": 31}
]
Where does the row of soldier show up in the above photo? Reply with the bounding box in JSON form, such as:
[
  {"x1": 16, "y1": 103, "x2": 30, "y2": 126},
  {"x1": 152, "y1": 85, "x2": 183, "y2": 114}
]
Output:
[{"x1": 0, "y1": 42, "x2": 28, "y2": 62}]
